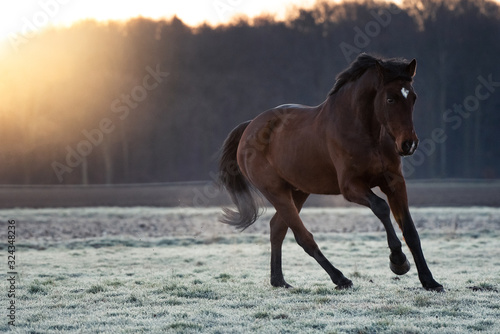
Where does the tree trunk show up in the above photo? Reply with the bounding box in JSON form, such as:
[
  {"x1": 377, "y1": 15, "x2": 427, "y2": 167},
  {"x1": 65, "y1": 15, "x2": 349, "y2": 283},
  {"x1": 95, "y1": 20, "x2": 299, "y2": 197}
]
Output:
[
  {"x1": 82, "y1": 156, "x2": 89, "y2": 185},
  {"x1": 120, "y1": 123, "x2": 130, "y2": 182},
  {"x1": 438, "y1": 45, "x2": 447, "y2": 178},
  {"x1": 102, "y1": 140, "x2": 113, "y2": 184}
]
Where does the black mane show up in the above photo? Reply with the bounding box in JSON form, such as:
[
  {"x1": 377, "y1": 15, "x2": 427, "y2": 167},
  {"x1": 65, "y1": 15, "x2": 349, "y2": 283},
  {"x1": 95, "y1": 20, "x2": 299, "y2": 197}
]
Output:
[{"x1": 329, "y1": 54, "x2": 413, "y2": 96}]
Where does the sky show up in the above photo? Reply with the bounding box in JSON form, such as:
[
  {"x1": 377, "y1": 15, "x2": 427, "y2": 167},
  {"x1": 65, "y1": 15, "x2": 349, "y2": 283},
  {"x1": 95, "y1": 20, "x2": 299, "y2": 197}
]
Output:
[
  {"x1": 0, "y1": 0, "x2": 322, "y2": 43},
  {"x1": 3, "y1": 0, "x2": 496, "y2": 54}
]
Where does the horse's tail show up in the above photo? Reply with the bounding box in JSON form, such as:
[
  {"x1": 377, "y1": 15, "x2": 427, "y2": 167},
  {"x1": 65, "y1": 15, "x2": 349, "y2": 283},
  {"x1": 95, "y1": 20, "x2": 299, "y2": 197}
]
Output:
[{"x1": 218, "y1": 121, "x2": 261, "y2": 231}]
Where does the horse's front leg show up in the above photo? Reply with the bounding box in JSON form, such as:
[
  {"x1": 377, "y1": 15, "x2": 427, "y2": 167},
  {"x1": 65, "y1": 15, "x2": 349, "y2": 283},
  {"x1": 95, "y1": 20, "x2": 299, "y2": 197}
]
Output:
[
  {"x1": 380, "y1": 181, "x2": 444, "y2": 292},
  {"x1": 342, "y1": 183, "x2": 410, "y2": 276},
  {"x1": 366, "y1": 192, "x2": 411, "y2": 276}
]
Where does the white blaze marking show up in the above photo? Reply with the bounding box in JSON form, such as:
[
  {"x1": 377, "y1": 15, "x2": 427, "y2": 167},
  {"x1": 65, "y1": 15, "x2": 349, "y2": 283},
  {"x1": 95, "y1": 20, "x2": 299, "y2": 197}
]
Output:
[{"x1": 401, "y1": 87, "x2": 409, "y2": 99}]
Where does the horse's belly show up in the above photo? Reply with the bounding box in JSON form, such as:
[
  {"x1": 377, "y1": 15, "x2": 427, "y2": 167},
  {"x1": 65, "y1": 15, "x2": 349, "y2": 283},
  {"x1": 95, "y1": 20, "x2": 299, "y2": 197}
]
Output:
[
  {"x1": 294, "y1": 176, "x2": 342, "y2": 195},
  {"x1": 272, "y1": 159, "x2": 341, "y2": 195}
]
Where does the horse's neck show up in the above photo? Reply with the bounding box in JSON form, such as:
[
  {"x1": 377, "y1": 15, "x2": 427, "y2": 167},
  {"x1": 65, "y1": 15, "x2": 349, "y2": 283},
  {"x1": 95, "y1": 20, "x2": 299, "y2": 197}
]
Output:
[
  {"x1": 353, "y1": 91, "x2": 382, "y2": 140},
  {"x1": 323, "y1": 74, "x2": 383, "y2": 142}
]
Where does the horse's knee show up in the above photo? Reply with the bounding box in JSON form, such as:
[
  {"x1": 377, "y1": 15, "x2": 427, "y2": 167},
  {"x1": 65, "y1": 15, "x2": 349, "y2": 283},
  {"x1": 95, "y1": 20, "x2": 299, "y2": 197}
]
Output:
[{"x1": 368, "y1": 194, "x2": 391, "y2": 220}]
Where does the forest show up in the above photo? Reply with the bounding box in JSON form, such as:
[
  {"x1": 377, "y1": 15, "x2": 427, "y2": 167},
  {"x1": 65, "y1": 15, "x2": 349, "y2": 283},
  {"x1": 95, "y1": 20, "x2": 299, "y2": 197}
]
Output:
[{"x1": 0, "y1": 0, "x2": 499, "y2": 184}]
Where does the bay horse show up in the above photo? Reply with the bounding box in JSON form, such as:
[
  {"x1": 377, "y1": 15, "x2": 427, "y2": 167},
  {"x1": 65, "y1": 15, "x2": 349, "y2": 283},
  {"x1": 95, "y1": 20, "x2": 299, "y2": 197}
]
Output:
[{"x1": 218, "y1": 54, "x2": 443, "y2": 292}]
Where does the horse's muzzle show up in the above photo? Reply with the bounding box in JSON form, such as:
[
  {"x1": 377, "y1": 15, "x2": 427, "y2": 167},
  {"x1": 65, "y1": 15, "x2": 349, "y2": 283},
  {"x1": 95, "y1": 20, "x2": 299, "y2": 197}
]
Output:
[{"x1": 400, "y1": 139, "x2": 418, "y2": 156}]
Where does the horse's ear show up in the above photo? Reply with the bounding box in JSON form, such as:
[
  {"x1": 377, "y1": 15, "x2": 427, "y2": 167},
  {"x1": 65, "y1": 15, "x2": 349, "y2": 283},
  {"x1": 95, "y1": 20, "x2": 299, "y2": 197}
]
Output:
[{"x1": 407, "y1": 59, "x2": 417, "y2": 77}]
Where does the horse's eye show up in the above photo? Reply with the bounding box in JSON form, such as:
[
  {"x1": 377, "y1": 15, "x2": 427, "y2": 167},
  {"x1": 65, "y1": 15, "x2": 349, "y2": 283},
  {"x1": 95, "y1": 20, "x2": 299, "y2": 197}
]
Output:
[{"x1": 387, "y1": 98, "x2": 395, "y2": 104}]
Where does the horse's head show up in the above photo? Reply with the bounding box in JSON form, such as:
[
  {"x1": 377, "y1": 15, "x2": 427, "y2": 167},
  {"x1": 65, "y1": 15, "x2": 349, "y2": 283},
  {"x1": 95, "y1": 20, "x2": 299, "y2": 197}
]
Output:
[{"x1": 374, "y1": 59, "x2": 418, "y2": 156}]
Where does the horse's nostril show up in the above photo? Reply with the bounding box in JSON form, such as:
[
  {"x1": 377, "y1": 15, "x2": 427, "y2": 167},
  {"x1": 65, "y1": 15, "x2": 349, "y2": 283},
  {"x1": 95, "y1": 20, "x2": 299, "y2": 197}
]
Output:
[{"x1": 402, "y1": 140, "x2": 413, "y2": 154}]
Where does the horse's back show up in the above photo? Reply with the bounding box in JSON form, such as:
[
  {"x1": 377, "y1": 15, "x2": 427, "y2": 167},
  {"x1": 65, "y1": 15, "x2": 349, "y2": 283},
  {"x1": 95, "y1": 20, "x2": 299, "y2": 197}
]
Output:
[
  {"x1": 245, "y1": 104, "x2": 318, "y2": 134},
  {"x1": 239, "y1": 104, "x2": 341, "y2": 195}
]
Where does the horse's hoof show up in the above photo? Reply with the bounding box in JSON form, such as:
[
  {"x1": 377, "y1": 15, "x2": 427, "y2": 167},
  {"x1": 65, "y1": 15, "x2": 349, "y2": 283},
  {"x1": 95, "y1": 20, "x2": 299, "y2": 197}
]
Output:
[
  {"x1": 271, "y1": 280, "x2": 293, "y2": 289},
  {"x1": 335, "y1": 279, "x2": 353, "y2": 290},
  {"x1": 390, "y1": 259, "x2": 411, "y2": 275},
  {"x1": 425, "y1": 284, "x2": 445, "y2": 293}
]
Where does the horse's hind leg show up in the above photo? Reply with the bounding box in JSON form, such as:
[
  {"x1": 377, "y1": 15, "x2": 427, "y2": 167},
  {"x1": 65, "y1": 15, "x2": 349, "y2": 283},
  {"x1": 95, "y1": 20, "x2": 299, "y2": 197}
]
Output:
[
  {"x1": 270, "y1": 190, "x2": 309, "y2": 288},
  {"x1": 264, "y1": 186, "x2": 352, "y2": 290},
  {"x1": 270, "y1": 214, "x2": 291, "y2": 288}
]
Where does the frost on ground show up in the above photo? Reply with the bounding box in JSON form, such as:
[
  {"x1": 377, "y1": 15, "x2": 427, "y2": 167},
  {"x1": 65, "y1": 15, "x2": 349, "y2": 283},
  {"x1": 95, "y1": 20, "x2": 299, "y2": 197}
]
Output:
[
  {"x1": 1, "y1": 207, "x2": 499, "y2": 333},
  {"x1": 1, "y1": 207, "x2": 499, "y2": 243}
]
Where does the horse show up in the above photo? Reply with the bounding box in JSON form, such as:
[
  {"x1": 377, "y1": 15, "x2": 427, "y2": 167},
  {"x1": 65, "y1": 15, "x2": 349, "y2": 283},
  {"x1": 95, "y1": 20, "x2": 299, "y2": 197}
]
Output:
[{"x1": 218, "y1": 53, "x2": 443, "y2": 292}]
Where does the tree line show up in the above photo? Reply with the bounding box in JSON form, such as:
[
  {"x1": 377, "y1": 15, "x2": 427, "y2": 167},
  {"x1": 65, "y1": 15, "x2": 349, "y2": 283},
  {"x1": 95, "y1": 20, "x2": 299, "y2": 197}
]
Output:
[{"x1": 1, "y1": 0, "x2": 499, "y2": 184}]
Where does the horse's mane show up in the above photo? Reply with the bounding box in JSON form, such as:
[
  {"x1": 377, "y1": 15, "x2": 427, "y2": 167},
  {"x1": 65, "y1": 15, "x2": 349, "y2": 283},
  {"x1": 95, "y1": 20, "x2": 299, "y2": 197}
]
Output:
[{"x1": 329, "y1": 54, "x2": 413, "y2": 96}]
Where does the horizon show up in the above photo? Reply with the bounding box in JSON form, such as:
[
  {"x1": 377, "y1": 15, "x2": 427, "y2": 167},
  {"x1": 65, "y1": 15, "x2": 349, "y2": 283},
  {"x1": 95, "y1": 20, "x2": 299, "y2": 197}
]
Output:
[
  {"x1": 1, "y1": 0, "x2": 318, "y2": 43},
  {"x1": 4, "y1": 0, "x2": 500, "y2": 54}
]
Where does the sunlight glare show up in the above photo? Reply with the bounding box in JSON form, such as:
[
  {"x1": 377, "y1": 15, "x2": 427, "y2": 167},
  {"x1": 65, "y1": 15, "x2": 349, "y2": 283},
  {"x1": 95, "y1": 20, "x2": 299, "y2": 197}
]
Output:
[
  {"x1": 0, "y1": 0, "x2": 321, "y2": 54},
  {"x1": 0, "y1": 0, "x2": 319, "y2": 40},
  {"x1": 4, "y1": 0, "x2": 496, "y2": 54}
]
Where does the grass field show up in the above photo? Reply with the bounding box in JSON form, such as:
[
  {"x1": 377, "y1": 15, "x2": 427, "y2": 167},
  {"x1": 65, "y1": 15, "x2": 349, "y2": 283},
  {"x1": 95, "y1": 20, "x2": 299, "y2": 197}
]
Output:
[{"x1": 2, "y1": 207, "x2": 500, "y2": 333}]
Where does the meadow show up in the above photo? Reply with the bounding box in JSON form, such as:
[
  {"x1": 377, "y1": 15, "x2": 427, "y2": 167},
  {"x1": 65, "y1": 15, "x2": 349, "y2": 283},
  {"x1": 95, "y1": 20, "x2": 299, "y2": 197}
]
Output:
[{"x1": 1, "y1": 207, "x2": 499, "y2": 333}]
